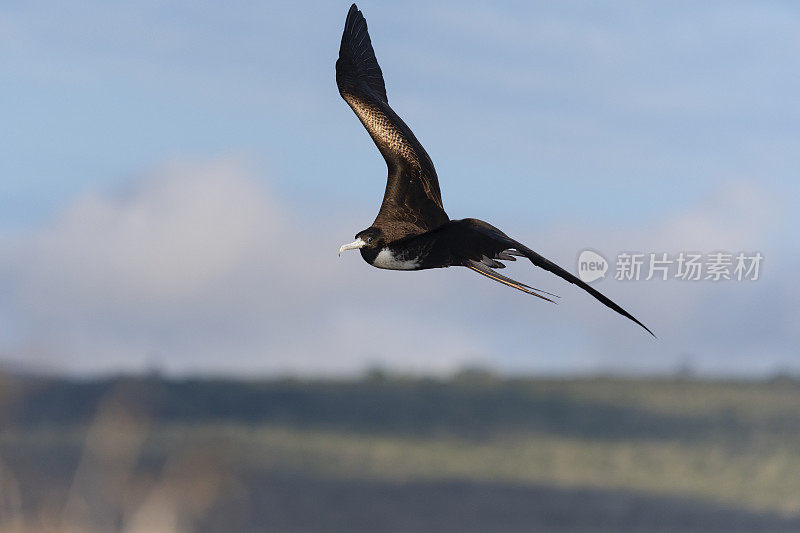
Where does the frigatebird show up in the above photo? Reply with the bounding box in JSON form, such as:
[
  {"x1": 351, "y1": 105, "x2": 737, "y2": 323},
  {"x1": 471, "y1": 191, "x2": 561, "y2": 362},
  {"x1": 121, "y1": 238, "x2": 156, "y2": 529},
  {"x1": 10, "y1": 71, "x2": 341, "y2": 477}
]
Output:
[{"x1": 336, "y1": 4, "x2": 653, "y2": 336}]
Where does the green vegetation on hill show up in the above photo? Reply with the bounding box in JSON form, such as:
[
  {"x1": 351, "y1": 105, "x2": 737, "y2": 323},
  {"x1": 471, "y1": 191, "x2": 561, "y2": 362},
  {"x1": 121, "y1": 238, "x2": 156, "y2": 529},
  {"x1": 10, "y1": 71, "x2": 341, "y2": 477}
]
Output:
[
  {"x1": 5, "y1": 373, "x2": 800, "y2": 441},
  {"x1": 1, "y1": 371, "x2": 800, "y2": 528}
]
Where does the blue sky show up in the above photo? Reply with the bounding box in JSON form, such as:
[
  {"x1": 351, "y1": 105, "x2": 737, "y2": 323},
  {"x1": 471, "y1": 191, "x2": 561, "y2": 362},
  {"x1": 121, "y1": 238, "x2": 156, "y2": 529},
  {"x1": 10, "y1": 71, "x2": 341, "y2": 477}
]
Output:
[{"x1": 1, "y1": 1, "x2": 798, "y2": 376}]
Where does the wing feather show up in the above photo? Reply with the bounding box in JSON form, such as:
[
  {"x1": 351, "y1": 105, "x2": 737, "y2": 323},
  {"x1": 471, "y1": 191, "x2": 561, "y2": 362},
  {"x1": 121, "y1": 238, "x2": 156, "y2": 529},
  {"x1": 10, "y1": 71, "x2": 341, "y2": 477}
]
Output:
[
  {"x1": 466, "y1": 260, "x2": 556, "y2": 302},
  {"x1": 336, "y1": 4, "x2": 448, "y2": 238}
]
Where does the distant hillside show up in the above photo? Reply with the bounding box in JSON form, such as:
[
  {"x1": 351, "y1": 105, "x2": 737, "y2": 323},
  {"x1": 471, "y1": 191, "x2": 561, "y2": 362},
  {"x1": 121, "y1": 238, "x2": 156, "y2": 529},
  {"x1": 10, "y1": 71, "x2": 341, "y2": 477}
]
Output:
[
  {"x1": 3, "y1": 372, "x2": 800, "y2": 442},
  {"x1": 3, "y1": 371, "x2": 800, "y2": 530}
]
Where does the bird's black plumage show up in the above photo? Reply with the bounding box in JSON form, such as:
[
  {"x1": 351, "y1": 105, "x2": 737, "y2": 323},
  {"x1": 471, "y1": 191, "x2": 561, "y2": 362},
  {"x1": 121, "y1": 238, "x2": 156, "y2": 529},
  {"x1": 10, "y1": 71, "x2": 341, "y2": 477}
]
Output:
[
  {"x1": 337, "y1": 4, "x2": 654, "y2": 336},
  {"x1": 337, "y1": 4, "x2": 448, "y2": 240}
]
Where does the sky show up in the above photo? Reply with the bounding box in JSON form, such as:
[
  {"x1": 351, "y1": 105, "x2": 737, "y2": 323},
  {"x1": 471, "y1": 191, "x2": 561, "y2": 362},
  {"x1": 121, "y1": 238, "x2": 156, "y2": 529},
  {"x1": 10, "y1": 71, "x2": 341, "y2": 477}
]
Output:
[{"x1": 0, "y1": 1, "x2": 798, "y2": 376}]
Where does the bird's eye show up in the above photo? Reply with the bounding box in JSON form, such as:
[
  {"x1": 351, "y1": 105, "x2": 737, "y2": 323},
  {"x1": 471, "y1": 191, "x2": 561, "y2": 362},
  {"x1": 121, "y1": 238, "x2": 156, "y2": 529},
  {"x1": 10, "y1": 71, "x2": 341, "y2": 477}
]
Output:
[{"x1": 366, "y1": 237, "x2": 373, "y2": 244}]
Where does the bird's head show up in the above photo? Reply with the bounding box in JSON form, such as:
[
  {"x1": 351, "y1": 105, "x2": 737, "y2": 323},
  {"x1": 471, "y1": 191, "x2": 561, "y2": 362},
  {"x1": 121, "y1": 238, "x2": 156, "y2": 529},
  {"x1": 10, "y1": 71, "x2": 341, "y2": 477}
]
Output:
[{"x1": 338, "y1": 227, "x2": 384, "y2": 258}]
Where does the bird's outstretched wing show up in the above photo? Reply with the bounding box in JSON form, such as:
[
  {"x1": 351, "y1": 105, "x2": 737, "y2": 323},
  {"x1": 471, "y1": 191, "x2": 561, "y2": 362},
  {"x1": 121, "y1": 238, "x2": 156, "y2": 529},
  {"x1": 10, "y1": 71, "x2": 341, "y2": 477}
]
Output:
[
  {"x1": 415, "y1": 219, "x2": 655, "y2": 336},
  {"x1": 337, "y1": 4, "x2": 448, "y2": 239}
]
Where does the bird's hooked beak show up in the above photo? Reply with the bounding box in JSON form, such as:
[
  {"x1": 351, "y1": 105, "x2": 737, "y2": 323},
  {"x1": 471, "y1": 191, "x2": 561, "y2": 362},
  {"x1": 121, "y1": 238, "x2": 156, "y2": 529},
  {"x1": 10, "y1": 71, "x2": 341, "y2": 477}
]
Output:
[{"x1": 338, "y1": 237, "x2": 366, "y2": 256}]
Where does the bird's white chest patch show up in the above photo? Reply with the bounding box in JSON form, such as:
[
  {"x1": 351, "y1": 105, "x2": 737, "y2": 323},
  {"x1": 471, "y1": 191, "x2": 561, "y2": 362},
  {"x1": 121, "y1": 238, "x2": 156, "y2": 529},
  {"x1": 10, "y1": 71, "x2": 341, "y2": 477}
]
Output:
[{"x1": 372, "y1": 247, "x2": 420, "y2": 270}]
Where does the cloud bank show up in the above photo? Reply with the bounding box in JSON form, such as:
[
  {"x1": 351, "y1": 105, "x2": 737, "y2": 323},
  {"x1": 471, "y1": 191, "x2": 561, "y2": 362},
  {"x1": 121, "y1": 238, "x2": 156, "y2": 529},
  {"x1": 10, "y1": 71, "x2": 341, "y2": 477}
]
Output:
[
  {"x1": 0, "y1": 159, "x2": 486, "y2": 375},
  {"x1": 0, "y1": 158, "x2": 795, "y2": 377}
]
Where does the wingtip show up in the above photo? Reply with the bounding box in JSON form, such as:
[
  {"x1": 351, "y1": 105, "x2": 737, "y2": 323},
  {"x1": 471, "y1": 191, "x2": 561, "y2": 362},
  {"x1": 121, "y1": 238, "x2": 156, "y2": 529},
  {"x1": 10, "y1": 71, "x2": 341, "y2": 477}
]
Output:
[
  {"x1": 616, "y1": 308, "x2": 655, "y2": 337},
  {"x1": 344, "y1": 4, "x2": 362, "y2": 31},
  {"x1": 634, "y1": 319, "x2": 657, "y2": 338}
]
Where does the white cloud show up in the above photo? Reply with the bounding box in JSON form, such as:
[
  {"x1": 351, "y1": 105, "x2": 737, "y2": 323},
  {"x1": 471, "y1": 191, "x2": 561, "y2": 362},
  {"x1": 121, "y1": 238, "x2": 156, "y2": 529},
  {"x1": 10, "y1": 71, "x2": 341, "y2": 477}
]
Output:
[
  {"x1": 0, "y1": 157, "x2": 794, "y2": 377},
  {"x1": 0, "y1": 158, "x2": 485, "y2": 375},
  {"x1": 521, "y1": 178, "x2": 797, "y2": 375}
]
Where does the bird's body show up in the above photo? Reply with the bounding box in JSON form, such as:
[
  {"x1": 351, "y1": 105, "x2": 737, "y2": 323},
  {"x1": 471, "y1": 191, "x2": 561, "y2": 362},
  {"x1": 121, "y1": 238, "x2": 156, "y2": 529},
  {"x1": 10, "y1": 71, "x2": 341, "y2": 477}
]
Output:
[
  {"x1": 360, "y1": 219, "x2": 507, "y2": 271},
  {"x1": 336, "y1": 4, "x2": 653, "y2": 335}
]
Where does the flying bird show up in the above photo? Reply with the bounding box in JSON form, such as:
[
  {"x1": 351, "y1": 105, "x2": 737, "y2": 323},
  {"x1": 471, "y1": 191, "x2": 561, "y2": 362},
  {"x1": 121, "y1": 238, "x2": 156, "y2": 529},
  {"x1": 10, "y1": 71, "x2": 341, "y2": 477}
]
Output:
[{"x1": 336, "y1": 4, "x2": 653, "y2": 336}]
